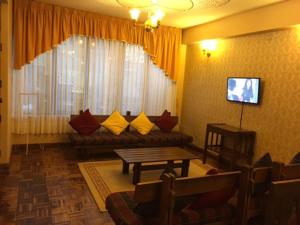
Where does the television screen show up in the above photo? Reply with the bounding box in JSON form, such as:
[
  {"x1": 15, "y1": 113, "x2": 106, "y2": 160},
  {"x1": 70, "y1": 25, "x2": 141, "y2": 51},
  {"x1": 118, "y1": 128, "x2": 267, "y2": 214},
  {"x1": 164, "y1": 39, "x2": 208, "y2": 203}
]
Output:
[{"x1": 227, "y1": 77, "x2": 260, "y2": 104}]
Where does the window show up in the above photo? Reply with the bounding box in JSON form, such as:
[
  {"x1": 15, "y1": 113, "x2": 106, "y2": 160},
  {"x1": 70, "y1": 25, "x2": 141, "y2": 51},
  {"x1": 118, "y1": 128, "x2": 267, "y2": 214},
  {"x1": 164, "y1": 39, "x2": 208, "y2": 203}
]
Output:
[{"x1": 12, "y1": 36, "x2": 176, "y2": 134}]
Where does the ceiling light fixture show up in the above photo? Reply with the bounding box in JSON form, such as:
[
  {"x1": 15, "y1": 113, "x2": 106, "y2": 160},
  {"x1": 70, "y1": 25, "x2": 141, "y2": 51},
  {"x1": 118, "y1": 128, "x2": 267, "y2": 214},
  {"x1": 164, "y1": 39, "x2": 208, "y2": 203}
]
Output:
[{"x1": 116, "y1": 0, "x2": 194, "y2": 32}]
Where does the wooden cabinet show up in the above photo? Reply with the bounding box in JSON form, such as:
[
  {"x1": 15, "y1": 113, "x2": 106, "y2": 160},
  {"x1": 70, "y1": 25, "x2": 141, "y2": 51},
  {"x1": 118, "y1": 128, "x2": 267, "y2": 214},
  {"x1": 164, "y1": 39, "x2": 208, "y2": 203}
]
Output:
[{"x1": 203, "y1": 123, "x2": 256, "y2": 168}]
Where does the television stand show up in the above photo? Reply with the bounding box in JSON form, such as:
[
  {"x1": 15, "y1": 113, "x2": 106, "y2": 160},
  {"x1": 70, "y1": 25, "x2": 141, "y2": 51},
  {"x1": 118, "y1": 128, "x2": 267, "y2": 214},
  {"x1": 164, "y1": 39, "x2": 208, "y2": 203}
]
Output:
[{"x1": 203, "y1": 123, "x2": 256, "y2": 168}]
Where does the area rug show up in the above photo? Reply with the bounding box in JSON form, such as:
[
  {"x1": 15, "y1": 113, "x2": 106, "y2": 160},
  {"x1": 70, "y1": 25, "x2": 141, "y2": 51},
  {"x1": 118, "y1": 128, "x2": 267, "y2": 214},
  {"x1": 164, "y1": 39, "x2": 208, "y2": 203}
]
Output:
[{"x1": 79, "y1": 159, "x2": 213, "y2": 212}]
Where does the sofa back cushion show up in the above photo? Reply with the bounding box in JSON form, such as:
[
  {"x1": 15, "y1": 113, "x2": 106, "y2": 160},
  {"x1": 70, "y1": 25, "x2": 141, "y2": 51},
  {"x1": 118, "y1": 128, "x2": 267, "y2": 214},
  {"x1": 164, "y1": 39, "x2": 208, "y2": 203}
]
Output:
[
  {"x1": 154, "y1": 110, "x2": 177, "y2": 132},
  {"x1": 130, "y1": 112, "x2": 154, "y2": 135},
  {"x1": 101, "y1": 111, "x2": 129, "y2": 135},
  {"x1": 69, "y1": 109, "x2": 100, "y2": 135}
]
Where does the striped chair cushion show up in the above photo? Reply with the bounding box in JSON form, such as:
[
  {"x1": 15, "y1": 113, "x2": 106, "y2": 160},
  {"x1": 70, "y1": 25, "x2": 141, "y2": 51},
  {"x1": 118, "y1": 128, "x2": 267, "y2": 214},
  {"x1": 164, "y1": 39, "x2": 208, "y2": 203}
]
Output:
[{"x1": 173, "y1": 205, "x2": 234, "y2": 225}]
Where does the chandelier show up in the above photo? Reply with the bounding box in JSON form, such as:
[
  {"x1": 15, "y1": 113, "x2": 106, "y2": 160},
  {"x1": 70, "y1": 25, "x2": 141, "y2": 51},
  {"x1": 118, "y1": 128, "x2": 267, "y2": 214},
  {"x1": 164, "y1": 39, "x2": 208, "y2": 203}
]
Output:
[{"x1": 115, "y1": 0, "x2": 194, "y2": 32}]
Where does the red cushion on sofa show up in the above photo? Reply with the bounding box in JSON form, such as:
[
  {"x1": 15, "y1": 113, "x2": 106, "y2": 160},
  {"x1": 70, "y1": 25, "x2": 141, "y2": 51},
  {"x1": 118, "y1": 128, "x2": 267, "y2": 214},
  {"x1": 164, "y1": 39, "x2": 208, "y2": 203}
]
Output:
[
  {"x1": 187, "y1": 169, "x2": 236, "y2": 209},
  {"x1": 154, "y1": 110, "x2": 177, "y2": 132},
  {"x1": 69, "y1": 109, "x2": 100, "y2": 135}
]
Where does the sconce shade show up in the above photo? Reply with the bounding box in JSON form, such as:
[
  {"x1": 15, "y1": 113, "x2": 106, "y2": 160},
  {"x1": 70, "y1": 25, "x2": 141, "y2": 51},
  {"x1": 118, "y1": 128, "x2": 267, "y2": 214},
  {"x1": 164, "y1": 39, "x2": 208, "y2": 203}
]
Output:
[
  {"x1": 201, "y1": 40, "x2": 217, "y2": 51},
  {"x1": 129, "y1": 8, "x2": 141, "y2": 21},
  {"x1": 201, "y1": 39, "x2": 217, "y2": 57}
]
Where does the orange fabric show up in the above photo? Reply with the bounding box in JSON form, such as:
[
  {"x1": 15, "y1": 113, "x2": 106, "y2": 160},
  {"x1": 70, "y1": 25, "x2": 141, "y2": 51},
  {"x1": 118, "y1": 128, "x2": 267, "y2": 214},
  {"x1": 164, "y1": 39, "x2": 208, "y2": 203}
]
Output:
[{"x1": 14, "y1": 0, "x2": 182, "y2": 80}]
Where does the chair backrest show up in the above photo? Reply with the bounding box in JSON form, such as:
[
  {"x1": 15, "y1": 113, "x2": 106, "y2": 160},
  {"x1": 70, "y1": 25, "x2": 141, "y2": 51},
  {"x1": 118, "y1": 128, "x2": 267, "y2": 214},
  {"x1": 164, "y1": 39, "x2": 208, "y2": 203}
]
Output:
[
  {"x1": 133, "y1": 173, "x2": 175, "y2": 225},
  {"x1": 249, "y1": 166, "x2": 273, "y2": 196},
  {"x1": 134, "y1": 180, "x2": 163, "y2": 203},
  {"x1": 172, "y1": 171, "x2": 241, "y2": 197},
  {"x1": 171, "y1": 171, "x2": 245, "y2": 225},
  {"x1": 244, "y1": 162, "x2": 300, "y2": 225},
  {"x1": 275, "y1": 162, "x2": 300, "y2": 180},
  {"x1": 239, "y1": 164, "x2": 273, "y2": 225},
  {"x1": 133, "y1": 171, "x2": 245, "y2": 225}
]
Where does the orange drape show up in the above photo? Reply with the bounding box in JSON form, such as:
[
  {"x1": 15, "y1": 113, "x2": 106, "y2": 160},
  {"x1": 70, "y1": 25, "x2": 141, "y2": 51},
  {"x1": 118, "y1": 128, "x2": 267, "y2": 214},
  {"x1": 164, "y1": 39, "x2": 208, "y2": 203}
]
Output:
[{"x1": 14, "y1": 0, "x2": 182, "y2": 80}]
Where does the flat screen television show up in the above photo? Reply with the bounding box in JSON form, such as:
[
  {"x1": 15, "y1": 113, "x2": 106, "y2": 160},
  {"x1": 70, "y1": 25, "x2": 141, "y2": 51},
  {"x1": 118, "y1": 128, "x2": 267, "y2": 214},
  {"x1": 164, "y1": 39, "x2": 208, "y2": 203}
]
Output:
[{"x1": 227, "y1": 77, "x2": 260, "y2": 104}]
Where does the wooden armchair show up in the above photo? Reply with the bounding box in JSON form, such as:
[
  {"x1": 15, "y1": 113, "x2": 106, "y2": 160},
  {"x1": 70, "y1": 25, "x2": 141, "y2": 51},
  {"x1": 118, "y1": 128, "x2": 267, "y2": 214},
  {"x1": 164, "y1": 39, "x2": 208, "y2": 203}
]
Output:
[
  {"x1": 264, "y1": 162, "x2": 300, "y2": 225},
  {"x1": 106, "y1": 170, "x2": 248, "y2": 225},
  {"x1": 242, "y1": 162, "x2": 300, "y2": 225},
  {"x1": 158, "y1": 170, "x2": 247, "y2": 225}
]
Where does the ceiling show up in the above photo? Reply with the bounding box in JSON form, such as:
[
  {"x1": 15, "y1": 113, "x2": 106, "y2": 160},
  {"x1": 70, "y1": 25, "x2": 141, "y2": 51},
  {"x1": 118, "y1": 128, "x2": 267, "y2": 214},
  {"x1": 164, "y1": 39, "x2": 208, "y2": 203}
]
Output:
[{"x1": 38, "y1": 0, "x2": 287, "y2": 28}]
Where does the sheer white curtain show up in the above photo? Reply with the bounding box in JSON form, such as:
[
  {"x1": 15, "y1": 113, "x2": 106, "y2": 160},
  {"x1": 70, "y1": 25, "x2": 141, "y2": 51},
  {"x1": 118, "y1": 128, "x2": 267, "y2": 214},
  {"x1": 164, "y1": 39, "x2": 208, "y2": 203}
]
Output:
[{"x1": 12, "y1": 36, "x2": 176, "y2": 134}]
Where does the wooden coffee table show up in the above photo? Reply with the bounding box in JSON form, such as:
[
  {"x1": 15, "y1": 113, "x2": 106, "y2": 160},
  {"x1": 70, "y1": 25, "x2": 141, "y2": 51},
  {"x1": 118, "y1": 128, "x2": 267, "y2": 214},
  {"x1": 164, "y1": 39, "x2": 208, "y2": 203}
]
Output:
[{"x1": 114, "y1": 147, "x2": 201, "y2": 184}]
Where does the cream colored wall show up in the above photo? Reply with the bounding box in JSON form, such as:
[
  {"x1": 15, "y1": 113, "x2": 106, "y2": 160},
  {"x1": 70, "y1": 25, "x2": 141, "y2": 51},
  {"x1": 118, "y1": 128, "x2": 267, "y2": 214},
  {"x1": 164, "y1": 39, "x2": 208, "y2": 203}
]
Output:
[
  {"x1": 183, "y1": 0, "x2": 300, "y2": 44},
  {"x1": 181, "y1": 27, "x2": 300, "y2": 163},
  {"x1": 0, "y1": 0, "x2": 12, "y2": 165}
]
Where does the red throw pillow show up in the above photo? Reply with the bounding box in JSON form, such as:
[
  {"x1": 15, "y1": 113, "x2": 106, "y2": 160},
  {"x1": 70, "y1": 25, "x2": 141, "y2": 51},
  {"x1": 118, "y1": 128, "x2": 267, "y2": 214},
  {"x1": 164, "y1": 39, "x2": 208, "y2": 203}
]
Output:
[
  {"x1": 187, "y1": 169, "x2": 236, "y2": 209},
  {"x1": 154, "y1": 110, "x2": 177, "y2": 132},
  {"x1": 69, "y1": 109, "x2": 100, "y2": 135}
]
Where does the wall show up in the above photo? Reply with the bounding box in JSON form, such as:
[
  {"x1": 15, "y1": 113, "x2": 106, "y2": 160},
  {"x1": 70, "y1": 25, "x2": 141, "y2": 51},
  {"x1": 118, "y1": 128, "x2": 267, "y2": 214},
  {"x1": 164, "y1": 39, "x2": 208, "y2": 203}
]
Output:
[
  {"x1": 181, "y1": 27, "x2": 300, "y2": 163},
  {"x1": 0, "y1": 0, "x2": 12, "y2": 165},
  {"x1": 183, "y1": 0, "x2": 300, "y2": 44},
  {"x1": 176, "y1": 44, "x2": 187, "y2": 119}
]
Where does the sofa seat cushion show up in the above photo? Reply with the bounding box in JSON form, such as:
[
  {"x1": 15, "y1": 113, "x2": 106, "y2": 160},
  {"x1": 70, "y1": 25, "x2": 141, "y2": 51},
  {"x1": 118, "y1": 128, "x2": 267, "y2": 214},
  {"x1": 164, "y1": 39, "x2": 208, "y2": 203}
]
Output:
[
  {"x1": 69, "y1": 132, "x2": 140, "y2": 145},
  {"x1": 135, "y1": 131, "x2": 193, "y2": 146},
  {"x1": 171, "y1": 205, "x2": 234, "y2": 225},
  {"x1": 105, "y1": 191, "x2": 145, "y2": 225},
  {"x1": 69, "y1": 130, "x2": 193, "y2": 146}
]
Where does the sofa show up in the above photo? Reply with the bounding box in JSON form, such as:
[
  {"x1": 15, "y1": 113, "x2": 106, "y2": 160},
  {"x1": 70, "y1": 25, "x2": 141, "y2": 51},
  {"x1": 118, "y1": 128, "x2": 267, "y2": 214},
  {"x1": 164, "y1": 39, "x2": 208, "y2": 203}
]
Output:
[{"x1": 69, "y1": 111, "x2": 193, "y2": 156}]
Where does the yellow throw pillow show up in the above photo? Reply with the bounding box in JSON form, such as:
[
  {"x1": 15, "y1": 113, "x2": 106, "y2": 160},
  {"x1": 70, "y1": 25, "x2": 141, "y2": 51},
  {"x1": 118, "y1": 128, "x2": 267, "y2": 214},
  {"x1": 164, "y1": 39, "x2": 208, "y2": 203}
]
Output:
[
  {"x1": 131, "y1": 112, "x2": 154, "y2": 135},
  {"x1": 101, "y1": 111, "x2": 129, "y2": 135}
]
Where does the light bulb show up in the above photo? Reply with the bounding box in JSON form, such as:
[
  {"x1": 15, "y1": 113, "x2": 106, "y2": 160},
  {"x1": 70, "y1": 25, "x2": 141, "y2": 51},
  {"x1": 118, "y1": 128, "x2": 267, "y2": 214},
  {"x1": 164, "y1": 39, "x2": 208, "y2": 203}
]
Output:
[
  {"x1": 129, "y1": 8, "x2": 141, "y2": 21},
  {"x1": 154, "y1": 9, "x2": 165, "y2": 21},
  {"x1": 150, "y1": 16, "x2": 158, "y2": 27}
]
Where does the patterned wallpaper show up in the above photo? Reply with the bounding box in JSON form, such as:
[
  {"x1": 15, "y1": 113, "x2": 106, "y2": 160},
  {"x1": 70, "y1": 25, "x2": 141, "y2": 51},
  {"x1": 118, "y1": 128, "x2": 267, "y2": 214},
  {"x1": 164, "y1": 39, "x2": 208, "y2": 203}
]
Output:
[{"x1": 181, "y1": 27, "x2": 300, "y2": 163}]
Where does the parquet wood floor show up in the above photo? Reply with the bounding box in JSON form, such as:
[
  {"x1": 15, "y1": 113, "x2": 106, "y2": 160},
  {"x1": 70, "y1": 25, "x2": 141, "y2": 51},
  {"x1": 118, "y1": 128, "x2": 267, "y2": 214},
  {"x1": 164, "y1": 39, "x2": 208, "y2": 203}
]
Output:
[{"x1": 0, "y1": 145, "x2": 115, "y2": 225}]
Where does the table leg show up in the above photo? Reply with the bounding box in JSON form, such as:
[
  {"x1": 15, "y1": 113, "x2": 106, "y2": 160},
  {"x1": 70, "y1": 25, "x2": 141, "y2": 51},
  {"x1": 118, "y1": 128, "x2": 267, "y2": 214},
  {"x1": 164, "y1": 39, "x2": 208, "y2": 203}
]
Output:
[
  {"x1": 167, "y1": 160, "x2": 174, "y2": 170},
  {"x1": 203, "y1": 130, "x2": 209, "y2": 164},
  {"x1": 181, "y1": 159, "x2": 190, "y2": 177},
  {"x1": 122, "y1": 160, "x2": 129, "y2": 174},
  {"x1": 132, "y1": 162, "x2": 141, "y2": 184}
]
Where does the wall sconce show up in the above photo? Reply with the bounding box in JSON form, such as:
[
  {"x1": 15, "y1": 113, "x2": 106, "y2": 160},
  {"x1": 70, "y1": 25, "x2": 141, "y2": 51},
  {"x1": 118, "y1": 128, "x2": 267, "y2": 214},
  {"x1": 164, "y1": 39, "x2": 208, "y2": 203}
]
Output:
[{"x1": 201, "y1": 40, "x2": 217, "y2": 57}]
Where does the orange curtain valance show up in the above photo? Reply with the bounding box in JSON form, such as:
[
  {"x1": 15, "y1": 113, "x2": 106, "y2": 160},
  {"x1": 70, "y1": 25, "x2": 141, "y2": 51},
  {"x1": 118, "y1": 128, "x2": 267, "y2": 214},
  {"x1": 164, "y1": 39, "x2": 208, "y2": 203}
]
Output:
[{"x1": 14, "y1": 0, "x2": 182, "y2": 80}]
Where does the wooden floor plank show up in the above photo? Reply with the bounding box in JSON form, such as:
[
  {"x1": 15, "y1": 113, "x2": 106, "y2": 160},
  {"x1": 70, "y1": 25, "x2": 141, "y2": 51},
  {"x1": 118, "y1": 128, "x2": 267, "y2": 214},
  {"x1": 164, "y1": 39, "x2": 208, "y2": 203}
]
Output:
[{"x1": 0, "y1": 145, "x2": 115, "y2": 225}]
